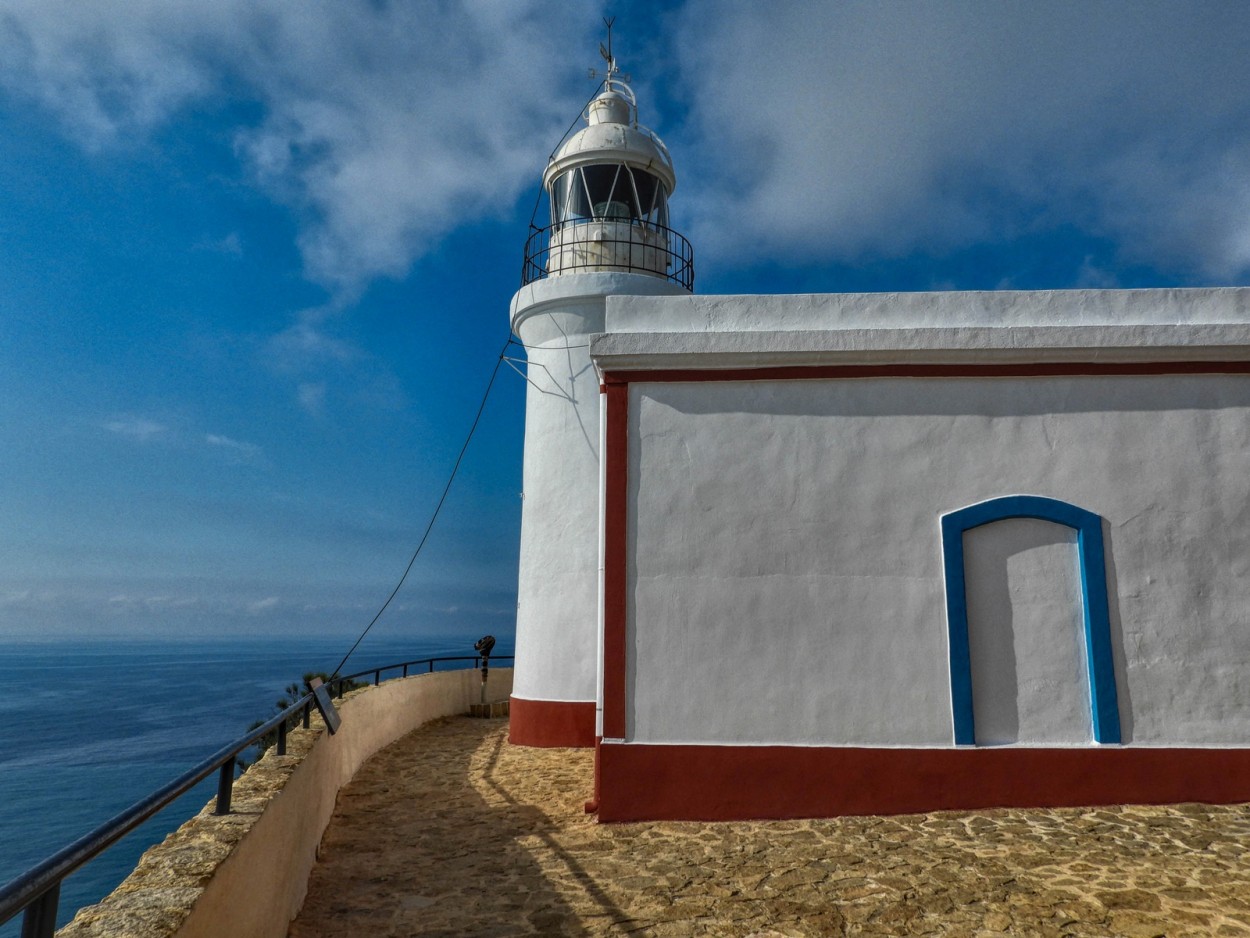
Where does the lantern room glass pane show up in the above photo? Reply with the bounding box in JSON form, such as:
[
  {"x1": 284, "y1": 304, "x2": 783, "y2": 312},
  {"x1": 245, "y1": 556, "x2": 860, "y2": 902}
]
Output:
[
  {"x1": 550, "y1": 165, "x2": 670, "y2": 228},
  {"x1": 631, "y1": 169, "x2": 669, "y2": 228},
  {"x1": 583, "y1": 164, "x2": 627, "y2": 220},
  {"x1": 551, "y1": 169, "x2": 592, "y2": 223}
]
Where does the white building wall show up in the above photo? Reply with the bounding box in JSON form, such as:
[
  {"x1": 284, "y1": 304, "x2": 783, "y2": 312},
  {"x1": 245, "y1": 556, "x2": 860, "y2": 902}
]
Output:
[
  {"x1": 624, "y1": 374, "x2": 1250, "y2": 747},
  {"x1": 510, "y1": 273, "x2": 686, "y2": 705}
]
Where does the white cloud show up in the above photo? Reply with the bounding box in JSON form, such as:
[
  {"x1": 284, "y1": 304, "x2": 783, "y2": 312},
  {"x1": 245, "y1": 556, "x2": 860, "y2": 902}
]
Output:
[
  {"x1": 268, "y1": 311, "x2": 360, "y2": 370},
  {"x1": 247, "y1": 595, "x2": 280, "y2": 613},
  {"x1": 102, "y1": 415, "x2": 166, "y2": 441},
  {"x1": 265, "y1": 308, "x2": 408, "y2": 418},
  {"x1": 673, "y1": 0, "x2": 1250, "y2": 281},
  {"x1": 0, "y1": 0, "x2": 596, "y2": 292},
  {"x1": 13, "y1": 0, "x2": 1245, "y2": 292},
  {"x1": 205, "y1": 432, "x2": 265, "y2": 466},
  {"x1": 297, "y1": 381, "x2": 327, "y2": 417}
]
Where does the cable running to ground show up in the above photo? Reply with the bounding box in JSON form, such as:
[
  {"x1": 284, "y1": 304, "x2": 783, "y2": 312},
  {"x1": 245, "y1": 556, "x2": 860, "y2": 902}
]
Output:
[
  {"x1": 329, "y1": 338, "x2": 511, "y2": 680},
  {"x1": 527, "y1": 80, "x2": 610, "y2": 231}
]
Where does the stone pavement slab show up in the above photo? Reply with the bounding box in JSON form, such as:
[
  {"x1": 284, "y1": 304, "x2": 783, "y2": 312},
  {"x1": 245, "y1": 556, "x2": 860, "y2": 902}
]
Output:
[{"x1": 288, "y1": 717, "x2": 1250, "y2": 937}]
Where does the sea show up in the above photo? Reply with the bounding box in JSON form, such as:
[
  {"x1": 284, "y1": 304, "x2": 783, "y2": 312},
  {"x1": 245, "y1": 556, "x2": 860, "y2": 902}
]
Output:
[{"x1": 0, "y1": 631, "x2": 513, "y2": 935}]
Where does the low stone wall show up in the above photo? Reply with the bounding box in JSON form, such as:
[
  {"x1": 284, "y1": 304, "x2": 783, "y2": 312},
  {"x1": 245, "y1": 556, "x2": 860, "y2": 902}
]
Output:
[{"x1": 58, "y1": 667, "x2": 513, "y2": 938}]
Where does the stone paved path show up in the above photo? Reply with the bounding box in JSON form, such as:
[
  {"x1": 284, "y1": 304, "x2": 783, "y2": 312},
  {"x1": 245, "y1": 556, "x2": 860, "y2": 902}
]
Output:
[{"x1": 288, "y1": 716, "x2": 1250, "y2": 937}]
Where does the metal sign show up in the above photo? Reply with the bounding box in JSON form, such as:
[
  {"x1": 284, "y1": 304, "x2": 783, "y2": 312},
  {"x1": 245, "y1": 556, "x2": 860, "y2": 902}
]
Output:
[{"x1": 308, "y1": 677, "x2": 341, "y2": 735}]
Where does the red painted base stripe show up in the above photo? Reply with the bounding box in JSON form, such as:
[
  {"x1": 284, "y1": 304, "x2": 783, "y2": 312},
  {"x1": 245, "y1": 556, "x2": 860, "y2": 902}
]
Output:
[
  {"x1": 596, "y1": 744, "x2": 1250, "y2": 821},
  {"x1": 508, "y1": 697, "x2": 596, "y2": 748}
]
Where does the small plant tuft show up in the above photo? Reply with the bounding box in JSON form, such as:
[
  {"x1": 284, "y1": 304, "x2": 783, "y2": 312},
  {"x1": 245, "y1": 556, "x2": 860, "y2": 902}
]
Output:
[{"x1": 236, "y1": 671, "x2": 365, "y2": 772}]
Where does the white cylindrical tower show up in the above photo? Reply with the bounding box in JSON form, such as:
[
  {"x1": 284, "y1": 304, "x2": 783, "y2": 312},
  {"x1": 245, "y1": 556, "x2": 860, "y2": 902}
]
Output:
[{"x1": 509, "y1": 60, "x2": 693, "y2": 747}]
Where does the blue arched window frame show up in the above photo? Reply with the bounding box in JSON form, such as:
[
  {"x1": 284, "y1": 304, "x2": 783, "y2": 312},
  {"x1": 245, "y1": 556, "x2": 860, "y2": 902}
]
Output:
[{"x1": 941, "y1": 495, "x2": 1121, "y2": 745}]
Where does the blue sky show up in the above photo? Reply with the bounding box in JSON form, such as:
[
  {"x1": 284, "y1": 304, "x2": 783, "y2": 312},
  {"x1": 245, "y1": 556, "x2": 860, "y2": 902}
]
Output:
[{"x1": 3, "y1": 1, "x2": 1250, "y2": 641}]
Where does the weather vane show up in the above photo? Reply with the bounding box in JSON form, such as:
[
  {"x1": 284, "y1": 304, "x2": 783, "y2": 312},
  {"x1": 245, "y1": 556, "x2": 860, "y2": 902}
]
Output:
[{"x1": 589, "y1": 16, "x2": 629, "y2": 86}]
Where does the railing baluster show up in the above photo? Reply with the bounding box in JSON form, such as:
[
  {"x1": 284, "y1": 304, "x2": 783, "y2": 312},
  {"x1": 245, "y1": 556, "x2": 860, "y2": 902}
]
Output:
[
  {"x1": 215, "y1": 763, "x2": 233, "y2": 815},
  {"x1": 21, "y1": 882, "x2": 59, "y2": 938},
  {"x1": 277, "y1": 720, "x2": 288, "y2": 756}
]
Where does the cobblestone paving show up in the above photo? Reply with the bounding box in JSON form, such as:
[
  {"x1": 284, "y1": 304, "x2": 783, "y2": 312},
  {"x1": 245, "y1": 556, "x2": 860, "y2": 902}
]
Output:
[{"x1": 288, "y1": 717, "x2": 1250, "y2": 937}]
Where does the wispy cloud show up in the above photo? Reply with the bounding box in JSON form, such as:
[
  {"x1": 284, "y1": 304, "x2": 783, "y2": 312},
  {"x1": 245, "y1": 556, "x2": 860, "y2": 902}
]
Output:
[
  {"x1": 265, "y1": 307, "x2": 407, "y2": 418},
  {"x1": 102, "y1": 415, "x2": 166, "y2": 441},
  {"x1": 7, "y1": 0, "x2": 1250, "y2": 292},
  {"x1": 247, "y1": 595, "x2": 280, "y2": 613},
  {"x1": 107, "y1": 593, "x2": 201, "y2": 610},
  {"x1": 0, "y1": 0, "x2": 594, "y2": 293},
  {"x1": 674, "y1": 1, "x2": 1250, "y2": 282},
  {"x1": 267, "y1": 313, "x2": 361, "y2": 371},
  {"x1": 205, "y1": 432, "x2": 266, "y2": 466},
  {"x1": 297, "y1": 381, "x2": 326, "y2": 417},
  {"x1": 101, "y1": 414, "x2": 267, "y2": 465}
]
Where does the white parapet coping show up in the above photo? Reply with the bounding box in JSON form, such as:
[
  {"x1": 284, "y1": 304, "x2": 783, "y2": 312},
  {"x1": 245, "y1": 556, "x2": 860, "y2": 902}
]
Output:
[
  {"x1": 589, "y1": 323, "x2": 1250, "y2": 371},
  {"x1": 57, "y1": 668, "x2": 513, "y2": 938},
  {"x1": 602, "y1": 287, "x2": 1250, "y2": 335},
  {"x1": 592, "y1": 288, "x2": 1250, "y2": 372}
]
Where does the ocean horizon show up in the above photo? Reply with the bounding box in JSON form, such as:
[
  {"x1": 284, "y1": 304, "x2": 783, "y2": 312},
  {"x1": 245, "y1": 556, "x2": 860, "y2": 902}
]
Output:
[{"x1": 0, "y1": 630, "x2": 514, "y2": 935}]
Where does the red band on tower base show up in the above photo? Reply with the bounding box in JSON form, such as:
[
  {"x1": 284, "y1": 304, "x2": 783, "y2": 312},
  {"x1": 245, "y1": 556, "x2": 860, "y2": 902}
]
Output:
[
  {"x1": 596, "y1": 743, "x2": 1250, "y2": 822},
  {"x1": 508, "y1": 697, "x2": 596, "y2": 748}
]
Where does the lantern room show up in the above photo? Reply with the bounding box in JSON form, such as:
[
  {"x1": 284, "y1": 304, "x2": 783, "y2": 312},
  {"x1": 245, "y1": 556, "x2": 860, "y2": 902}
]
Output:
[{"x1": 521, "y1": 66, "x2": 692, "y2": 290}]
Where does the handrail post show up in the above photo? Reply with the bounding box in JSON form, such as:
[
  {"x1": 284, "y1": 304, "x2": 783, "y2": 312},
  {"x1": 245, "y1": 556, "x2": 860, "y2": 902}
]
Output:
[
  {"x1": 303, "y1": 701, "x2": 311, "y2": 729},
  {"x1": 277, "y1": 720, "x2": 288, "y2": 756},
  {"x1": 21, "y1": 882, "x2": 59, "y2": 938},
  {"x1": 402, "y1": 663, "x2": 408, "y2": 678},
  {"x1": 215, "y1": 763, "x2": 233, "y2": 815},
  {"x1": 374, "y1": 669, "x2": 380, "y2": 686},
  {"x1": 428, "y1": 659, "x2": 434, "y2": 673}
]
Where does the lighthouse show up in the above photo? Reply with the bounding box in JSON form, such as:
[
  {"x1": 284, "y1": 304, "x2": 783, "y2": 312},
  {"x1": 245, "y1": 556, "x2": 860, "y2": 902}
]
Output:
[{"x1": 509, "y1": 47, "x2": 693, "y2": 747}]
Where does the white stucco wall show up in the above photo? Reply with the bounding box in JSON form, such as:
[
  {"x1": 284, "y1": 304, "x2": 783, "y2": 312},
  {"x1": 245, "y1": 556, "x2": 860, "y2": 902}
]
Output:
[
  {"x1": 510, "y1": 273, "x2": 686, "y2": 704},
  {"x1": 624, "y1": 373, "x2": 1250, "y2": 747}
]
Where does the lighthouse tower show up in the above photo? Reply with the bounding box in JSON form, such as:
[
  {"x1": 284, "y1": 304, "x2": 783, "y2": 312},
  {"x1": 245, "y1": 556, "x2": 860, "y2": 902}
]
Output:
[{"x1": 509, "y1": 50, "x2": 693, "y2": 747}]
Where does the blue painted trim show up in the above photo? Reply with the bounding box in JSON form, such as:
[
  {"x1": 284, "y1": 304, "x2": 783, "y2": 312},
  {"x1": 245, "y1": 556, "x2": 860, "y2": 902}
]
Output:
[{"x1": 941, "y1": 495, "x2": 1121, "y2": 746}]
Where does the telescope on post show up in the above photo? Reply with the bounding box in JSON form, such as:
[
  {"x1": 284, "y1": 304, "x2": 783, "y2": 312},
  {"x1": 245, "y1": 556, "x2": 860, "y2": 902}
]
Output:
[{"x1": 473, "y1": 635, "x2": 495, "y2": 704}]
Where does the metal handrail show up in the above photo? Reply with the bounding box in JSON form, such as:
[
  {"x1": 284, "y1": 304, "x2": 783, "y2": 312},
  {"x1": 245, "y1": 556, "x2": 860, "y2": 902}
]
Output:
[
  {"x1": 0, "y1": 654, "x2": 513, "y2": 936},
  {"x1": 521, "y1": 220, "x2": 694, "y2": 291}
]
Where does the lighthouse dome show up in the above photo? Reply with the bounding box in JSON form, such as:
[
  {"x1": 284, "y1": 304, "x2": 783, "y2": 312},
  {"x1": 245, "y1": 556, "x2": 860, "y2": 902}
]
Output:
[{"x1": 542, "y1": 86, "x2": 676, "y2": 196}]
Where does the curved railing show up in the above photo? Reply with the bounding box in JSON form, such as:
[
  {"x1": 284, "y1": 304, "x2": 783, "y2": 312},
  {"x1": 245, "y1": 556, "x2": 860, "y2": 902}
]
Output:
[
  {"x1": 522, "y1": 220, "x2": 694, "y2": 291},
  {"x1": 0, "y1": 654, "x2": 512, "y2": 937}
]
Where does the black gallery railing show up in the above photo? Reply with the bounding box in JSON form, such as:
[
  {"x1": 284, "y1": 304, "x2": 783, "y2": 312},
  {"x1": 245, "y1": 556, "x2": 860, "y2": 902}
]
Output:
[
  {"x1": 0, "y1": 654, "x2": 512, "y2": 938},
  {"x1": 521, "y1": 220, "x2": 694, "y2": 291}
]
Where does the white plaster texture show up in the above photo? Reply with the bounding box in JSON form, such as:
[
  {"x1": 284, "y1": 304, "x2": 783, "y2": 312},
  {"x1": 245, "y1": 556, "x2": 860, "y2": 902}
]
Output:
[
  {"x1": 602, "y1": 287, "x2": 1250, "y2": 337},
  {"x1": 510, "y1": 273, "x2": 686, "y2": 705},
  {"x1": 623, "y1": 375, "x2": 1250, "y2": 747},
  {"x1": 591, "y1": 323, "x2": 1250, "y2": 371},
  {"x1": 964, "y1": 520, "x2": 1091, "y2": 746}
]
